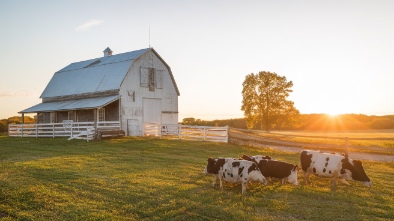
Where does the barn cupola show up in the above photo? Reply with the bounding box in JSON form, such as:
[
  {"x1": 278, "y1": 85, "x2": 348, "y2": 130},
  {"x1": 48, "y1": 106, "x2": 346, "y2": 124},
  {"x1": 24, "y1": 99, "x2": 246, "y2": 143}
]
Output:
[{"x1": 103, "y1": 47, "x2": 113, "y2": 57}]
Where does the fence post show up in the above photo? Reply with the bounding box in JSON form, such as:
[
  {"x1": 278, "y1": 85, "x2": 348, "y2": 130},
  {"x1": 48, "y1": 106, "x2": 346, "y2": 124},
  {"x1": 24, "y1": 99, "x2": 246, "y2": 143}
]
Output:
[
  {"x1": 345, "y1": 137, "x2": 349, "y2": 156},
  {"x1": 225, "y1": 126, "x2": 229, "y2": 143},
  {"x1": 36, "y1": 124, "x2": 38, "y2": 138},
  {"x1": 203, "y1": 127, "x2": 207, "y2": 141},
  {"x1": 179, "y1": 125, "x2": 182, "y2": 140},
  {"x1": 53, "y1": 123, "x2": 55, "y2": 138}
]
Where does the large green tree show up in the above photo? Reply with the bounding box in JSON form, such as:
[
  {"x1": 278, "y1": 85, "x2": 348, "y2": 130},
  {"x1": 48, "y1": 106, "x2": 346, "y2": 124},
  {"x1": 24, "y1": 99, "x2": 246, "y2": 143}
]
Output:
[{"x1": 241, "y1": 71, "x2": 300, "y2": 131}]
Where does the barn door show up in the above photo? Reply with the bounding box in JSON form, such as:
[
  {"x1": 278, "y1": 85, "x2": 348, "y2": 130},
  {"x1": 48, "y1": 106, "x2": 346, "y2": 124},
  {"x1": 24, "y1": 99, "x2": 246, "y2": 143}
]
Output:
[
  {"x1": 127, "y1": 119, "x2": 141, "y2": 136},
  {"x1": 143, "y1": 98, "x2": 162, "y2": 124}
]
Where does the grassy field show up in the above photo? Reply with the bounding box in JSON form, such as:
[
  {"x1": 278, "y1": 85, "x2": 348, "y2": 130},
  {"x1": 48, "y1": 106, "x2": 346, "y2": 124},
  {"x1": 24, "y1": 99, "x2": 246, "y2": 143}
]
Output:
[{"x1": 0, "y1": 136, "x2": 393, "y2": 220}]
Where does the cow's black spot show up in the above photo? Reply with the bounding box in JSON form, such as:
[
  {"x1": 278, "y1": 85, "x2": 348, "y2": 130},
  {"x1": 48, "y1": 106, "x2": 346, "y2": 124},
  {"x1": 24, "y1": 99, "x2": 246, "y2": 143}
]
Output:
[
  {"x1": 238, "y1": 167, "x2": 244, "y2": 176},
  {"x1": 232, "y1": 162, "x2": 240, "y2": 167},
  {"x1": 313, "y1": 167, "x2": 316, "y2": 173},
  {"x1": 300, "y1": 151, "x2": 313, "y2": 172},
  {"x1": 329, "y1": 170, "x2": 332, "y2": 174},
  {"x1": 326, "y1": 157, "x2": 329, "y2": 161},
  {"x1": 248, "y1": 163, "x2": 258, "y2": 174},
  {"x1": 325, "y1": 162, "x2": 328, "y2": 167},
  {"x1": 323, "y1": 168, "x2": 326, "y2": 173},
  {"x1": 223, "y1": 172, "x2": 226, "y2": 178}
]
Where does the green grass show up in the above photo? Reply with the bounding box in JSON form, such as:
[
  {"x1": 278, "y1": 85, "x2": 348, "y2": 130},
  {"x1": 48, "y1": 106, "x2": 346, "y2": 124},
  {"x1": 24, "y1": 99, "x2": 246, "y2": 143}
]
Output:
[{"x1": 0, "y1": 136, "x2": 393, "y2": 220}]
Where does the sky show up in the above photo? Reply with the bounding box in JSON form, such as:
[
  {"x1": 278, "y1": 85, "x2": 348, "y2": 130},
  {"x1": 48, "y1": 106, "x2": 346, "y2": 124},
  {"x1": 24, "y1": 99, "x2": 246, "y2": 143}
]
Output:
[{"x1": 1, "y1": 0, "x2": 394, "y2": 121}]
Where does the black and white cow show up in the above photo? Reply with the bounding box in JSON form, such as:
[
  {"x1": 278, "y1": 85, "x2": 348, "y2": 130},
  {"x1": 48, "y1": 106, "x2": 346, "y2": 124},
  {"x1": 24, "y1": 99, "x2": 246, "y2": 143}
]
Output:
[
  {"x1": 300, "y1": 150, "x2": 372, "y2": 188},
  {"x1": 203, "y1": 157, "x2": 235, "y2": 186},
  {"x1": 242, "y1": 155, "x2": 299, "y2": 185},
  {"x1": 204, "y1": 157, "x2": 267, "y2": 194}
]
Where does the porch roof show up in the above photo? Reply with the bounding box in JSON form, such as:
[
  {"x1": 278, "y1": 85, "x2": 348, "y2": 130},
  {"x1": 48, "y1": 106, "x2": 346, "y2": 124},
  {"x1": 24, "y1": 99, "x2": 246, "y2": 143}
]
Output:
[{"x1": 19, "y1": 95, "x2": 121, "y2": 113}]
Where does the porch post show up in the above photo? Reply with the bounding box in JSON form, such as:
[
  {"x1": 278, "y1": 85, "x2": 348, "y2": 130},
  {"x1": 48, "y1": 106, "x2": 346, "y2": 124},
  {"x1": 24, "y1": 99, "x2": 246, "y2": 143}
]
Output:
[
  {"x1": 118, "y1": 98, "x2": 121, "y2": 130},
  {"x1": 21, "y1": 113, "x2": 24, "y2": 138},
  {"x1": 94, "y1": 108, "x2": 98, "y2": 131}
]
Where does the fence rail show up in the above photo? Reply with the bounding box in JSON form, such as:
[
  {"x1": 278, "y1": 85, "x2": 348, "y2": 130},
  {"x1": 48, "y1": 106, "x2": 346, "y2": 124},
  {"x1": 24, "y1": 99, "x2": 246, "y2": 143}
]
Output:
[
  {"x1": 8, "y1": 121, "x2": 120, "y2": 141},
  {"x1": 144, "y1": 123, "x2": 229, "y2": 143}
]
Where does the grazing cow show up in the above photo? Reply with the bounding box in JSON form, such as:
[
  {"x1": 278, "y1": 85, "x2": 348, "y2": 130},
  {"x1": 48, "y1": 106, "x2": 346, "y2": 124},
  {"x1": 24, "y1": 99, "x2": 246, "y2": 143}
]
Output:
[
  {"x1": 204, "y1": 157, "x2": 268, "y2": 194},
  {"x1": 300, "y1": 150, "x2": 372, "y2": 188},
  {"x1": 242, "y1": 155, "x2": 298, "y2": 185},
  {"x1": 203, "y1": 157, "x2": 235, "y2": 186}
]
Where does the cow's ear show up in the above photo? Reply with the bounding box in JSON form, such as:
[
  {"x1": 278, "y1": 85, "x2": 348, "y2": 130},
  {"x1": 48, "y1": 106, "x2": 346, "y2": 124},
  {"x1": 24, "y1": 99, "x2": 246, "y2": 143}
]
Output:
[{"x1": 242, "y1": 155, "x2": 251, "y2": 161}]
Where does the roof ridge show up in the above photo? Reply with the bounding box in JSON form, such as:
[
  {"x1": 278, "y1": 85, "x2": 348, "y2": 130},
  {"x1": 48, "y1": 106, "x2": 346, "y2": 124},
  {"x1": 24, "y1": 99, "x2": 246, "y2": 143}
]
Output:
[{"x1": 57, "y1": 59, "x2": 133, "y2": 73}]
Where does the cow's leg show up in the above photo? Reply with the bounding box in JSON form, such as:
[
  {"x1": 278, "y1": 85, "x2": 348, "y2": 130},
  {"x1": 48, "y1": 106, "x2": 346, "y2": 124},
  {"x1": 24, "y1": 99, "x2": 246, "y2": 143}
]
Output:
[
  {"x1": 281, "y1": 178, "x2": 286, "y2": 185},
  {"x1": 303, "y1": 171, "x2": 311, "y2": 185},
  {"x1": 242, "y1": 182, "x2": 247, "y2": 194},
  {"x1": 331, "y1": 177, "x2": 337, "y2": 190},
  {"x1": 212, "y1": 175, "x2": 217, "y2": 186}
]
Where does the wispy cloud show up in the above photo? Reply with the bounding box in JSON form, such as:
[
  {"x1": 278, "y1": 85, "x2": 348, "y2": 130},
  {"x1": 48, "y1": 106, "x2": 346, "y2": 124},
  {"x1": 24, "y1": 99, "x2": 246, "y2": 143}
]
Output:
[
  {"x1": 75, "y1": 19, "x2": 104, "y2": 31},
  {"x1": 0, "y1": 90, "x2": 39, "y2": 97}
]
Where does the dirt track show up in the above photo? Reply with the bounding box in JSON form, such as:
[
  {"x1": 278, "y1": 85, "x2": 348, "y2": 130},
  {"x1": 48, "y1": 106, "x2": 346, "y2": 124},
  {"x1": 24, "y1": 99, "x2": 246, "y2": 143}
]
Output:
[{"x1": 229, "y1": 129, "x2": 394, "y2": 162}]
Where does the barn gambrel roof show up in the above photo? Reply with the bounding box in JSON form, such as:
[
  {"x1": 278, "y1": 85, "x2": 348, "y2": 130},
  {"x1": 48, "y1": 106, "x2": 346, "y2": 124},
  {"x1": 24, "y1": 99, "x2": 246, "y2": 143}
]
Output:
[
  {"x1": 20, "y1": 47, "x2": 180, "y2": 113},
  {"x1": 41, "y1": 48, "x2": 146, "y2": 98}
]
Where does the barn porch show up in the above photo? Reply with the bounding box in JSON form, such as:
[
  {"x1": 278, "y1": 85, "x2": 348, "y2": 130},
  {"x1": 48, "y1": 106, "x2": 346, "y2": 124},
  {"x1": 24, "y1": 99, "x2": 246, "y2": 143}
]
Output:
[{"x1": 11, "y1": 95, "x2": 124, "y2": 140}]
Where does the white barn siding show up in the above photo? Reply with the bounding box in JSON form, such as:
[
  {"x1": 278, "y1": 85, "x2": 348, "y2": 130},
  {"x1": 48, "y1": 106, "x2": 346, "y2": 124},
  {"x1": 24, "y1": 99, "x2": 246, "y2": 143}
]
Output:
[{"x1": 119, "y1": 50, "x2": 178, "y2": 136}]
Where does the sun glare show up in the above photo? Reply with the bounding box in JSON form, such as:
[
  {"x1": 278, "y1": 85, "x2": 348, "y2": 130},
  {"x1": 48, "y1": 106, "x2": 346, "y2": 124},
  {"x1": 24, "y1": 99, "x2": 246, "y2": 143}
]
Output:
[{"x1": 327, "y1": 112, "x2": 340, "y2": 117}]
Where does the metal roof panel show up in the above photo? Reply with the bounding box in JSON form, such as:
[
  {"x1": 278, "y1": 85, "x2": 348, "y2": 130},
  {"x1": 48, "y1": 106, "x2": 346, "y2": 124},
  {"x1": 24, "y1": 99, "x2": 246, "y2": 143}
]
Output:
[
  {"x1": 41, "y1": 48, "x2": 150, "y2": 98},
  {"x1": 20, "y1": 95, "x2": 121, "y2": 113}
]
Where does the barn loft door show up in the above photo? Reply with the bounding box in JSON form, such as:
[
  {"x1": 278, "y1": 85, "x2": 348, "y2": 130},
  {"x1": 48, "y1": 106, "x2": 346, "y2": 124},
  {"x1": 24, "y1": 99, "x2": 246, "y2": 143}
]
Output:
[{"x1": 143, "y1": 98, "x2": 162, "y2": 124}]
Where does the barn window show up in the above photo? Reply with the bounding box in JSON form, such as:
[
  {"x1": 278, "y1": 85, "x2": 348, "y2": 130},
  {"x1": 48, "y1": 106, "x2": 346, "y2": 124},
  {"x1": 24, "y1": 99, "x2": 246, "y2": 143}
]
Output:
[
  {"x1": 98, "y1": 108, "x2": 105, "y2": 121},
  {"x1": 148, "y1": 68, "x2": 155, "y2": 91},
  {"x1": 141, "y1": 66, "x2": 159, "y2": 91}
]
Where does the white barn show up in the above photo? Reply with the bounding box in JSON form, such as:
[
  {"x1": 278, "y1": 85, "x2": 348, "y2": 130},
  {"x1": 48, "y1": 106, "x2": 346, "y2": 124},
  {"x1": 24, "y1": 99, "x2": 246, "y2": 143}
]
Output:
[{"x1": 19, "y1": 47, "x2": 180, "y2": 136}]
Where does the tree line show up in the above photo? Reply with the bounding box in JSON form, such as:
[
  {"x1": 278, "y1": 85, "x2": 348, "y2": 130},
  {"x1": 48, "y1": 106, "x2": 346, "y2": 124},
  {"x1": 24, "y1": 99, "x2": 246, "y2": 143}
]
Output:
[
  {"x1": 0, "y1": 116, "x2": 35, "y2": 134},
  {"x1": 181, "y1": 114, "x2": 394, "y2": 130}
]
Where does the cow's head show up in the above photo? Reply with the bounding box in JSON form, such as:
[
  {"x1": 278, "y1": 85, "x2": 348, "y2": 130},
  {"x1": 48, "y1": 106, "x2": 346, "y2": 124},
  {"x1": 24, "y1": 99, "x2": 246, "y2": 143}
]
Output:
[
  {"x1": 248, "y1": 162, "x2": 268, "y2": 185},
  {"x1": 287, "y1": 165, "x2": 299, "y2": 185},
  {"x1": 341, "y1": 158, "x2": 372, "y2": 187},
  {"x1": 203, "y1": 157, "x2": 225, "y2": 175}
]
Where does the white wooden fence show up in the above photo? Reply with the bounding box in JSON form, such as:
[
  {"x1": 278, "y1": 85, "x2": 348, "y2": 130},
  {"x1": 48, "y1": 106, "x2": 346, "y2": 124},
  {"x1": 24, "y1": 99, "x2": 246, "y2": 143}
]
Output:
[
  {"x1": 144, "y1": 123, "x2": 229, "y2": 143},
  {"x1": 8, "y1": 121, "x2": 228, "y2": 143},
  {"x1": 8, "y1": 121, "x2": 120, "y2": 141}
]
